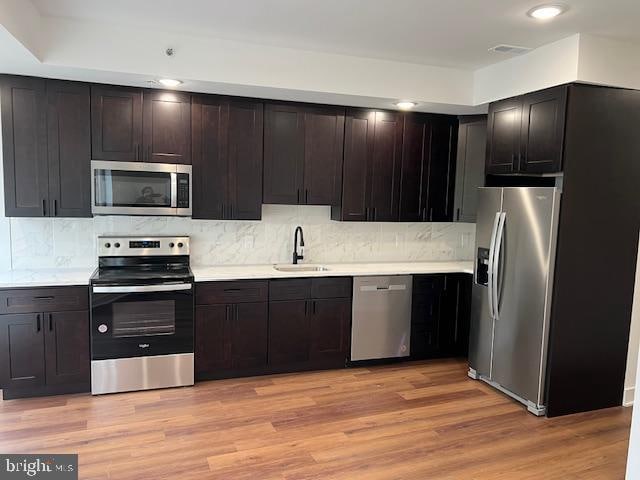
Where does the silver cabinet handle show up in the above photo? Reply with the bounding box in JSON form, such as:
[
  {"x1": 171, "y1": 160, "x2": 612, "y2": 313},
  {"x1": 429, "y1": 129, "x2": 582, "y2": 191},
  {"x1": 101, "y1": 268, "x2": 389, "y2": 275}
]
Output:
[{"x1": 93, "y1": 283, "x2": 192, "y2": 293}]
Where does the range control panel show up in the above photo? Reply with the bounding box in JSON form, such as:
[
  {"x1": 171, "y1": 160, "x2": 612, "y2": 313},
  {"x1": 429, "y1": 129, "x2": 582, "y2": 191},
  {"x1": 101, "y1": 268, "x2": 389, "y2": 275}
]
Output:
[{"x1": 98, "y1": 236, "x2": 190, "y2": 257}]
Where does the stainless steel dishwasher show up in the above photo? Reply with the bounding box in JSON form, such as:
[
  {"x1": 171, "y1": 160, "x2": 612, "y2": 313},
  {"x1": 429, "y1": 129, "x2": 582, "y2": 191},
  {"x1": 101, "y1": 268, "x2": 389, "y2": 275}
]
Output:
[{"x1": 351, "y1": 275, "x2": 413, "y2": 361}]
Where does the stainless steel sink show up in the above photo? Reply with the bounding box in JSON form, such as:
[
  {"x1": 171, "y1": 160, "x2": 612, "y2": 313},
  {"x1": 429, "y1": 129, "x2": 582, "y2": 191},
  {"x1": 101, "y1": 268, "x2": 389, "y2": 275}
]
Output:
[{"x1": 273, "y1": 264, "x2": 330, "y2": 272}]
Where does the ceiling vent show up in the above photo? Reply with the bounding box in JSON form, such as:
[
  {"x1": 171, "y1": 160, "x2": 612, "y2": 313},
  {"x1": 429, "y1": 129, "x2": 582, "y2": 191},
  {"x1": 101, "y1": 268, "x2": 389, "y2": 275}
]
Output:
[{"x1": 489, "y1": 44, "x2": 532, "y2": 55}]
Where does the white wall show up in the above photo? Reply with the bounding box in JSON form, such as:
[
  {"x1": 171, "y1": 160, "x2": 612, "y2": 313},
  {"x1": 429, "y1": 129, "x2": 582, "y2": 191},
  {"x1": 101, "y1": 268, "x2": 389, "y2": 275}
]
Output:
[
  {"x1": 578, "y1": 34, "x2": 640, "y2": 91},
  {"x1": 473, "y1": 34, "x2": 580, "y2": 105},
  {"x1": 626, "y1": 248, "x2": 640, "y2": 478},
  {"x1": 626, "y1": 236, "x2": 640, "y2": 406}
]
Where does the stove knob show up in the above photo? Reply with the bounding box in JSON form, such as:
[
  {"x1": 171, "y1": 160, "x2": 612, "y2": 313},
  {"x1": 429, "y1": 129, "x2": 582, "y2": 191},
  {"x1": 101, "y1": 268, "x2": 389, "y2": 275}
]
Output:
[
  {"x1": 104, "y1": 242, "x2": 111, "y2": 248},
  {"x1": 169, "y1": 242, "x2": 175, "y2": 248},
  {"x1": 114, "y1": 242, "x2": 121, "y2": 248},
  {"x1": 98, "y1": 324, "x2": 108, "y2": 334},
  {"x1": 177, "y1": 242, "x2": 184, "y2": 248}
]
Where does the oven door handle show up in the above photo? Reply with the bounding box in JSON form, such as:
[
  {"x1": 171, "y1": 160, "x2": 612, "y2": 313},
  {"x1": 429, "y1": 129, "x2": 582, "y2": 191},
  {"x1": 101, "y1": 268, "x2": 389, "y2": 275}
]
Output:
[{"x1": 92, "y1": 284, "x2": 192, "y2": 294}]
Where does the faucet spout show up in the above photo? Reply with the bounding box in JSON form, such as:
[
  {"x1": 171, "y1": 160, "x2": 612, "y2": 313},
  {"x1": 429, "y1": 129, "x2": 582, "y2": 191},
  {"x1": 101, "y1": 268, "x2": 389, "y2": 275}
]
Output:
[{"x1": 293, "y1": 226, "x2": 305, "y2": 264}]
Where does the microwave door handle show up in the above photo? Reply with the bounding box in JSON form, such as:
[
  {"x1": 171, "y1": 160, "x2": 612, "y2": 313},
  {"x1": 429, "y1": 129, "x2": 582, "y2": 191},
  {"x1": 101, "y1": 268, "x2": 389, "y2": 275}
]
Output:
[{"x1": 170, "y1": 172, "x2": 178, "y2": 208}]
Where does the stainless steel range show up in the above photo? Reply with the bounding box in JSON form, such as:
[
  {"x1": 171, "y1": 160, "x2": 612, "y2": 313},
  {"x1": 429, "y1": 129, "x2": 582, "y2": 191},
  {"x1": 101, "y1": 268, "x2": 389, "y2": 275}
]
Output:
[{"x1": 90, "y1": 236, "x2": 194, "y2": 395}]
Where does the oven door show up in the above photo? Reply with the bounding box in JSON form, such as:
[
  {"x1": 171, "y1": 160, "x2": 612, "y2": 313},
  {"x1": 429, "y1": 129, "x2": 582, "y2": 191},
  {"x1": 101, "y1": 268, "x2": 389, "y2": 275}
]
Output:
[
  {"x1": 91, "y1": 161, "x2": 191, "y2": 216},
  {"x1": 91, "y1": 283, "x2": 194, "y2": 361}
]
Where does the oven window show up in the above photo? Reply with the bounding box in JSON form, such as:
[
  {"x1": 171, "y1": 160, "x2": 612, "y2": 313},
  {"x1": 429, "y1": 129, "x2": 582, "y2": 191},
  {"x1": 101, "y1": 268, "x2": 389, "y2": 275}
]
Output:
[
  {"x1": 112, "y1": 300, "x2": 176, "y2": 337},
  {"x1": 94, "y1": 169, "x2": 172, "y2": 208}
]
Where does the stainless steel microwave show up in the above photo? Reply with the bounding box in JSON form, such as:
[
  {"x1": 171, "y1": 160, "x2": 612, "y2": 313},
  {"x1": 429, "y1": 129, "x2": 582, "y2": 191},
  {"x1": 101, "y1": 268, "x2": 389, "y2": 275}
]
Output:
[{"x1": 91, "y1": 161, "x2": 192, "y2": 216}]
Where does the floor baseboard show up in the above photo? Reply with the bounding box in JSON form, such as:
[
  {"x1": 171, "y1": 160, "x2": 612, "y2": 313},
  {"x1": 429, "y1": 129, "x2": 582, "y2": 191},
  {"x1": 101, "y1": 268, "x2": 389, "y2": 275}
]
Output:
[{"x1": 623, "y1": 386, "x2": 635, "y2": 407}]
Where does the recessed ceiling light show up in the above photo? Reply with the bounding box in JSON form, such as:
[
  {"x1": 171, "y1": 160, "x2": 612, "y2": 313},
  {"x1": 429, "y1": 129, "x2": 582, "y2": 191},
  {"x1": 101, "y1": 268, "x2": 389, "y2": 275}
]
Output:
[
  {"x1": 395, "y1": 101, "x2": 417, "y2": 111},
  {"x1": 527, "y1": 3, "x2": 567, "y2": 20},
  {"x1": 158, "y1": 78, "x2": 182, "y2": 87}
]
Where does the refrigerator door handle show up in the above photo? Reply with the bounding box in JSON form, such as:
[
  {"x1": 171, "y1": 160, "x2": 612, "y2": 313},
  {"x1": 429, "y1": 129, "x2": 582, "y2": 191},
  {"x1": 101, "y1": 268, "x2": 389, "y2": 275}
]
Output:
[
  {"x1": 487, "y1": 211, "x2": 501, "y2": 319},
  {"x1": 492, "y1": 212, "x2": 507, "y2": 320}
]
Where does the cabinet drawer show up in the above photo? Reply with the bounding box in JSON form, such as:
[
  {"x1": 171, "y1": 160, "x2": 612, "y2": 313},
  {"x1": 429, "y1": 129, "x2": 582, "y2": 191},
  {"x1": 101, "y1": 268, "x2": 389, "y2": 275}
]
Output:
[
  {"x1": 269, "y1": 279, "x2": 312, "y2": 301},
  {"x1": 196, "y1": 281, "x2": 268, "y2": 305},
  {"x1": 413, "y1": 275, "x2": 445, "y2": 295},
  {"x1": 311, "y1": 277, "x2": 352, "y2": 299},
  {"x1": 0, "y1": 287, "x2": 88, "y2": 314}
]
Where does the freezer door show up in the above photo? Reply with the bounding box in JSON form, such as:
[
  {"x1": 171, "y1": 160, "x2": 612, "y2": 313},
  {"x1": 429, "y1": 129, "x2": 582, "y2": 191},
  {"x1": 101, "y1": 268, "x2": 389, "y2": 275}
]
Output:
[
  {"x1": 468, "y1": 187, "x2": 503, "y2": 377},
  {"x1": 491, "y1": 187, "x2": 560, "y2": 405}
]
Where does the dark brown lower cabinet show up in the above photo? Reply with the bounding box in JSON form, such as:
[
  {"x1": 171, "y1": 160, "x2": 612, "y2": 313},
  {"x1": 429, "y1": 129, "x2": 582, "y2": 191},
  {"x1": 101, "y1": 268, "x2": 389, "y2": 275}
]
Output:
[
  {"x1": 410, "y1": 274, "x2": 471, "y2": 359},
  {"x1": 0, "y1": 313, "x2": 45, "y2": 390},
  {"x1": 310, "y1": 298, "x2": 350, "y2": 364},
  {"x1": 195, "y1": 302, "x2": 269, "y2": 377},
  {"x1": 0, "y1": 308, "x2": 90, "y2": 399},
  {"x1": 44, "y1": 311, "x2": 90, "y2": 386},
  {"x1": 196, "y1": 278, "x2": 351, "y2": 380},
  {"x1": 268, "y1": 300, "x2": 310, "y2": 366}
]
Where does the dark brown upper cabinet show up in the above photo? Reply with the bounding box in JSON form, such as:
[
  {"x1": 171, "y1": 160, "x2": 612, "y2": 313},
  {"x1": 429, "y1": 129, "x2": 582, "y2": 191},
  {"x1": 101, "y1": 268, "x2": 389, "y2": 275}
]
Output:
[
  {"x1": 1, "y1": 76, "x2": 91, "y2": 218},
  {"x1": 399, "y1": 114, "x2": 431, "y2": 222},
  {"x1": 192, "y1": 95, "x2": 263, "y2": 220},
  {"x1": 91, "y1": 85, "x2": 143, "y2": 161},
  {"x1": 486, "y1": 97, "x2": 522, "y2": 175},
  {"x1": 263, "y1": 102, "x2": 344, "y2": 206},
  {"x1": 332, "y1": 109, "x2": 402, "y2": 221},
  {"x1": 486, "y1": 85, "x2": 568, "y2": 175},
  {"x1": 427, "y1": 117, "x2": 458, "y2": 222},
  {"x1": 46, "y1": 81, "x2": 92, "y2": 217},
  {"x1": 453, "y1": 115, "x2": 487, "y2": 223},
  {"x1": 398, "y1": 114, "x2": 458, "y2": 222},
  {"x1": 92, "y1": 86, "x2": 191, "y2": 164},
  {"x1": 519, "y1": 87, "x2": 567, "y2": 173},
  {"x1": 1, "y1": 76, "x2": 49, "y2": 217},
  {"x1": 143, "y1": 90, "x2": 191, "y2": 164}
]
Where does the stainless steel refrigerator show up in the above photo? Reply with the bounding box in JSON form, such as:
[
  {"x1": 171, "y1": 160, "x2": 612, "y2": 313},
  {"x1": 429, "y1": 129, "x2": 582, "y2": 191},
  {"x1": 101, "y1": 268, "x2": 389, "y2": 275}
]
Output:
[{"x1": 468, "y1": 187, "x2": 561, "y2": 416}]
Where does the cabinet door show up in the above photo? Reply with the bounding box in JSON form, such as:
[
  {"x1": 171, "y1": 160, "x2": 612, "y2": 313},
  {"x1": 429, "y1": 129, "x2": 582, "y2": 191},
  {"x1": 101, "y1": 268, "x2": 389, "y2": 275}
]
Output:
[
  {"x1": 195, "y1": 305, "x2": 231, "y2": 375},
  {"x1": 368, "y1": 111, "x2": 403, "y2": 221},
  {"x1": 411, "y1": 275, "x2": 445, "y2": 359},
  {"x1": 399, "y1": 114, "x2": 432, "y2": 222},
  {"x1": 427, "y1": 117, "x2": 458, "y2": 222},
  {"x1": 440, "y1": 274, "x2": 472, "y2": 357},
  {"x1": 46, "y1": 80, "x2": 92, "y2": 217},
  {"x1": 268, "y1": 300, "x2": 310, "y2": 366},
  {"x1": 1, "y1": 76, "x2": 49, "y2": 217},
  {"x1": 143, "y1": 90, "x2": 191, "y2": 164},
  {"x1": 91, "y1": 85, "x2": 143, "y2": 161},
  {"x1": 520, "y1": 86, "x2": 567, "y2": 174},
  {"x1": 263, "y1": 103, "x2": 304, "y2": 204},
  {"x1": 303, "y1": 106, "x2": 345, "y2": 205},
  {"x1": 191, "y1": 95, "x2": 228, "y2": 219},
  {"x1": 309, "y1": 298, "x2": 350, "y2": 366},
  {"x1": 228, "y1": 99, "x2": 263, "y2": 220},
  {"x1": 0, "y1": 313, "x2": 45, "y2": 389},
  {"x1": 230, "y1": 302, "x2": 268, "y2": 369},
  {"x1": 486, "y1": 97, "x2": 522, "y2": 174},
  {"x1": 44, "y1": 311, "x2": 90, "y2": 385},
  {"x1": 453, "y1": 116, "x2": 487, "y2": 223},
  {"x1": 335, "y1": 109, "x2": 374, "y2": 221}
]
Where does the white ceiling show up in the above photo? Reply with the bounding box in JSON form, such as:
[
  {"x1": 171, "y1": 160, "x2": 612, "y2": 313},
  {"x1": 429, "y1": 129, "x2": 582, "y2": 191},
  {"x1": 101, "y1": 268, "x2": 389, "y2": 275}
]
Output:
[{"x1": 30, "y1": 0, "x2": 640, "y2": 69}]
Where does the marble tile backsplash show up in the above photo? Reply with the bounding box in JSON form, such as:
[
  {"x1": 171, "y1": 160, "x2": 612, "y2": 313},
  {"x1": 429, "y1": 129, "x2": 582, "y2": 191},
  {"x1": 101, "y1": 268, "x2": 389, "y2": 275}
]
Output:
[{"x1": 0, "y1": 205, "x2": 475, "y2": 271}]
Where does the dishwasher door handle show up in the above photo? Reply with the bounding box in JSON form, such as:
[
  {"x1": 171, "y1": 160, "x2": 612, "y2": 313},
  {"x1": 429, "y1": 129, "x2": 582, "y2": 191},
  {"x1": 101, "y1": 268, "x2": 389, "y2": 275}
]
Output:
[{"x1": 359, "y1": 284, "x2": 407, "y2": 292}]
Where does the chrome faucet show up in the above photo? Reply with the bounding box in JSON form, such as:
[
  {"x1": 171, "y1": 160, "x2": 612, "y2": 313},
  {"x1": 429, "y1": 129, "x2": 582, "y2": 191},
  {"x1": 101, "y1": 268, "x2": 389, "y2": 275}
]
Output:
[{"x1": 293, "y1": 226, "x2": 304, "y2": 264}]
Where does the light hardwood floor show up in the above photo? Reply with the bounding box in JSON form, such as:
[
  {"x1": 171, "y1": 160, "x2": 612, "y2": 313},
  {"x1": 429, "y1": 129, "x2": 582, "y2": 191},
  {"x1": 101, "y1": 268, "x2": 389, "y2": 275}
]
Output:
[{"x1": 0, "y1": 359, "x2": 632, "y2": 479}]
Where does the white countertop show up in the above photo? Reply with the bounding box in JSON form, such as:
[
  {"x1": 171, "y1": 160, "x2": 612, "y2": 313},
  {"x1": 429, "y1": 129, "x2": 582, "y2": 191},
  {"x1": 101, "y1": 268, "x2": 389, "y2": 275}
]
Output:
[
  {"x1": 0, "y1": 268, "x2": 96, "y2": 288},
  {"x1": 193, "y1": 261, "x2": 474, "y2": 282},
  {"x1": 0, "y1": 261, "x2": 473, "y2": 288}
]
